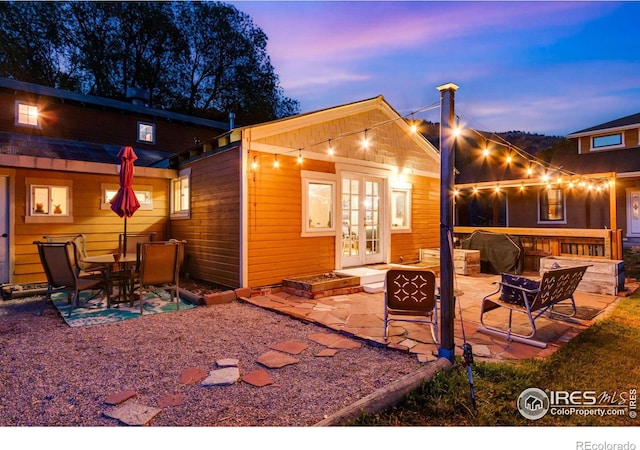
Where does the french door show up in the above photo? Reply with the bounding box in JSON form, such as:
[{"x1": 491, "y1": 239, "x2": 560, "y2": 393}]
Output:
[{"x1": 340, "y1": 174, "x2": 385, "y2": 267}]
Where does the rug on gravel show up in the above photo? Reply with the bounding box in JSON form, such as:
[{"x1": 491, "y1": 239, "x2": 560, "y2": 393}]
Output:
[{"x1": 51, "y1": 289, "x2": 196, "y2": 327}]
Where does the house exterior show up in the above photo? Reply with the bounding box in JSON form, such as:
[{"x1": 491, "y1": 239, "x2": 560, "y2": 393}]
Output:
[
  {"x1": 452, "y1": 113, "x2": 640, "y2": 267},
  {"x1": 563, "y1": 112, "x2": 640, "y2": 249},
  {"x1": 0, "y1": 78, "x2": 228, "y2": 285},
  {"x1": 168, "y1": 96, "x2": 442, "y2": 289}
]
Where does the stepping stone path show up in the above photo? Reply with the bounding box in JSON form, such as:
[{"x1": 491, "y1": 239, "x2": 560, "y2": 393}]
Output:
[{"x1": 102, "y1": 331, "x2": 371, "y2": 425}]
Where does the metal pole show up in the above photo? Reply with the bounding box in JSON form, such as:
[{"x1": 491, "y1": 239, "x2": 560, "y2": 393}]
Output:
[{"x1": 436, "y1": 82, "x2": 459, "y2": 362}]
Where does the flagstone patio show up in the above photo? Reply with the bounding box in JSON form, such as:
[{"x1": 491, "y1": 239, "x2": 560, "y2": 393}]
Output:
[{"x1": 240, "y1": 272, "x2": 634, "y2": 362}]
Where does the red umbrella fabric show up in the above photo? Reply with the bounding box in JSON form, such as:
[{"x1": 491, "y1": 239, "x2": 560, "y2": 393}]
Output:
[
  {"x1": 110, "y1": 146, "x2": 140, "y2": 218},
  {"x1": 110, "y1": 146, "x2": 140, "y2": 256}
]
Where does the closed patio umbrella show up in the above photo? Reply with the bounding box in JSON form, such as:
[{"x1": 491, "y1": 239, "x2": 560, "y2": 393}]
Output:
[{"x1": 110, "y1": 146, "x2": 140, "y2": 256}]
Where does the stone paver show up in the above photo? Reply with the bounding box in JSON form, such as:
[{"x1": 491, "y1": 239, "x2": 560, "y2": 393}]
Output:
[
  {"x1": 270, "y1": 340, "x2": 309, "y2": 355},
  {"x1": 180, "y1": 367, "x2": 207, "y2": 384},
  {"x1": 157, "y1": 393, "x2": 186, "y2": 408},
  {"x1": 104, "y1": 402, "x2": 162, "y2": 426},
  {"x1": 201, "y1": 367, "x2": 240, "y2": 386},
  {"x1": 242, "y1": 369, "x2": 274, "y2": 387},
  {"x1": 315, "y1": 348, "x2": 339, "y2": 357},
  {"x1": 238, "y1": 273, "x2": 630, "y2": 362},
  {"x1": 105, "y1": 389, "x2": 137, "y2": 405},
  {"x1": 216, "y1": 358, "x2": 239, "y2": 367},
  {"x1": 256, "y1": 350, "x2": 300, "y2": 368},
  {"x1": 327, "y1": 336, "x2": 362, "y2": 350}
]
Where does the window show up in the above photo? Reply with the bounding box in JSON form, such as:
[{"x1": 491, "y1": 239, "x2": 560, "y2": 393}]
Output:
[
  {"x1": 539, "y1": 187, "x2": 565, "y2": 223},
  {"x1": 391, "y1": 187, "x2": 412, "y2": 231},
  {"x1": 101, "y1": 184, "x2": 153, "y2": 211},
  {"x1": 592, "y1": 133, "x2": 623, "y2": 150},
  {"x1": 137, "y1": 122, "x2": 156, "y2": 144},
  {"x1": 26, "y1": 177, "x2": 73, "y2": 223},
  {"x1": 302, "y1": 171, "x2": 336, "y2": 236},
  {"x1": 16, "y1": 101, "x2": 39, "y2": 127},
  {"x1": 171, "y1": 169, "x2": 190, "y2": 219}
]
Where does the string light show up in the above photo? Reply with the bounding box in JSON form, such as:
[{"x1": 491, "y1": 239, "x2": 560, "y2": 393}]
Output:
[
  {"x1": 297, "y1": 149, "x2": 303, "y2": 165},
  {"x1": 362, "y1": 129, "x2": 370, "y2": 150},
  {"x1": 409, "y1": 113, "x2": 418, "y2": 133},
  {"x1": 327, "y1": 139, "x2": 334, "y2": 157},
  {"x1": 273, "y1": 154, "x2": 279, "y2": 169},
  {"x1": 251, "y1": 155, "x2": 258, "y2": 171}
]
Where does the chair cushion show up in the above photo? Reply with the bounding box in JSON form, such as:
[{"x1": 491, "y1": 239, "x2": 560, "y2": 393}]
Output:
[{"x1": 499, "y1": 273, "x2": 539, "y2": 306}]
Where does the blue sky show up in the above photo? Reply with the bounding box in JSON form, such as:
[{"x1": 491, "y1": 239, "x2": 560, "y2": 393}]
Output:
[{"x1": 230, "y1": 1, "x2": 640, "y2": 136}]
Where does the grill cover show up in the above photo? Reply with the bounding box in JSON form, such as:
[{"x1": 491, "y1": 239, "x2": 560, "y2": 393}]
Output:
[{"x1": 460, "y1": 230, "x2": 524, "y2": 274}]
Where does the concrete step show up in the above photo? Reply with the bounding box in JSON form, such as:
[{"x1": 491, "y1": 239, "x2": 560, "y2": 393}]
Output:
[
  {"x1": 334, "y1": 267, "x2": 386, "y2": 285},
  {"x1": 362, "y1": 281, "x2": 384, "y2": 294}
]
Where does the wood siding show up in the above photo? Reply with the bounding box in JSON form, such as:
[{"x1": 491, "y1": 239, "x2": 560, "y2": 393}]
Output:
[
  {"x1": 390, "y1": 175, "x2": 440, "y2": 262},
  {"x1": 247, "y1": 154, "x2": 335, "y2": 288},
  {"x1": 170, "y1": 148, "x2": 242, "y2": 288},
  {"x1": 13, "y1": 168, "x2": 169, "y2": 284}
]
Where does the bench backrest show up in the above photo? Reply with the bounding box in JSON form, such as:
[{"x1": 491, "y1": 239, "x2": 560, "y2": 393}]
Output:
[{"x1": 531, "y1": 265, "x2": 589, "y2": 311}]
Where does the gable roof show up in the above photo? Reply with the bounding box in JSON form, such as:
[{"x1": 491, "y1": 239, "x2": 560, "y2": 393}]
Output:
[
  {"x1": 169, "y1": 95, "x2": 440, "y2": 169},
  {"x1": 0, "y1": 77, "x2": 229, "y2": 130},
  {"x1": 567, "y1": 112, "x2": 640, "y2": 137}
]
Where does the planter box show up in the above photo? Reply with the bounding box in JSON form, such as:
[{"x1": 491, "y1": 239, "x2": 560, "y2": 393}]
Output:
[
  {"x1": 539, "y1": 256, "x2": 625, "y2": 296},
  {"x1": 420, "y1": 248, "x2": 480, "y2": 276},
  {"x1": 282, "y1": 273, "x2": 362, "y2": 299}
]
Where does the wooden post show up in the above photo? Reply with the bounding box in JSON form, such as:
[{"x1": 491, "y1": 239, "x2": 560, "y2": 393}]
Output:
[{"x1": 436, "y1": 82, "x2": 459, "y2": 362}]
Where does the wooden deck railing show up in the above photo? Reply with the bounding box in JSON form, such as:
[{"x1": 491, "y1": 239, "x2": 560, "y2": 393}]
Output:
[{"x1": 454, "y1": 226, "x2": 623, "y2": 271}]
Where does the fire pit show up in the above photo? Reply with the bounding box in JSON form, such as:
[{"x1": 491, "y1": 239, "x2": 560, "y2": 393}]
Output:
[{"x1": 282, "y1": 273, "x2": 362, "y2": 299}]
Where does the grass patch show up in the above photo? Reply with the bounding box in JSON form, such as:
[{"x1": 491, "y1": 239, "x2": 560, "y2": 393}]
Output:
[{"x1": 349, "y1": 294, "x2": 640, "y2": 426}]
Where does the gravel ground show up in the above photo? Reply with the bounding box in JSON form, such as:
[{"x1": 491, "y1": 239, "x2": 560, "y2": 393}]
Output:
[{"x1": 0, "y1": 282, "x2": 423, "y2": 427}]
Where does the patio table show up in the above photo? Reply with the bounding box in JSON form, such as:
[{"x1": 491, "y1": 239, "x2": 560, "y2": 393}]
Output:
[{"x1": 83, "y1": 254, "x2": 138, "y2": 308}]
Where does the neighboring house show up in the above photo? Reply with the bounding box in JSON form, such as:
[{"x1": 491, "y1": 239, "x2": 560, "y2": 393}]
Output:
[
  {"x1": 0, "y1": 78, "x2": 228, "y2": 285},
  {"x1": 453, "y1": 113, "x2": 640, "y2": 265},
  {"x1": 562, "y1": 112, "x2": 640, "y2": 249},
  {"x1": 168, "y1": 96, "x2": 442, "y2": 289}
]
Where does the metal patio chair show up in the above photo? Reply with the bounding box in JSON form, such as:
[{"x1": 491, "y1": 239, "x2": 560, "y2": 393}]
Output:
[
  {"x1": 34, "y1": 240, "x2": 104, "y2": 317},
  {"x1": 384, "y1": 269, "x2": 438, "y2": 344},
  {"x1": 135, "y1": 241, "x2": 181, "y2": 314}
]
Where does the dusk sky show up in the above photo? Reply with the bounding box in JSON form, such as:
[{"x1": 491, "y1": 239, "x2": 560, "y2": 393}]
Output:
[{"x1": 229, "y1": 1, "x2": 640, "y2": 136}]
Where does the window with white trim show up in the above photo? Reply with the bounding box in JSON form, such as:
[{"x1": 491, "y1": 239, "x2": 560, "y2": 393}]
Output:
[
  {"x1": 591, "y1": 133, "x2": 623, "y2": 150},
  {"x1": 16, "y1": 101, "x2": 39, "y2": 127},
  {"x1": 391, "y1": 187, "x2": 412, "y2": 231},
  {"x1": 539, "y1": 187, "x2": 566, "y2": 223},
  {"x1": 301, "y1": 171, "x2": 336, "y2": 236},
  {"x1": 25, "y1": 177, "x2": 73, "y2": 223},
  {"x1": 137, "y1": 122, "x2": 156, "y2": 144},
  {"x1": 171, "y1": 169, "x2": 190, "y2": 219},
  {"x1": 100, "y1": 183, "x2": 153, "y2": 211}
]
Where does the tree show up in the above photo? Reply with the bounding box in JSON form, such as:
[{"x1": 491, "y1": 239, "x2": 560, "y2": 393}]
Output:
[
  {"x1": 0, "y1": 1, "x2": 299, "y2": 123},
  {"x1": 170, "y1": 2, "x2": 299, "y2": 123},
  {"x1": 0, "y1": 2, "x2": 67, "y2": 87}
]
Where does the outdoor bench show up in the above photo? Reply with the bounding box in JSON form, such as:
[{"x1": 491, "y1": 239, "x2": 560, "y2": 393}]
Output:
[{"x1": 477, "y1": 265, "x2": 590, "y2": 348}]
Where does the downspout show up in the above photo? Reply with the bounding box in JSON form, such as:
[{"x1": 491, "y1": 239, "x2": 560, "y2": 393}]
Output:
[{"x1": 240, "y1": 129, "x2": 251, "y2": 288}]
